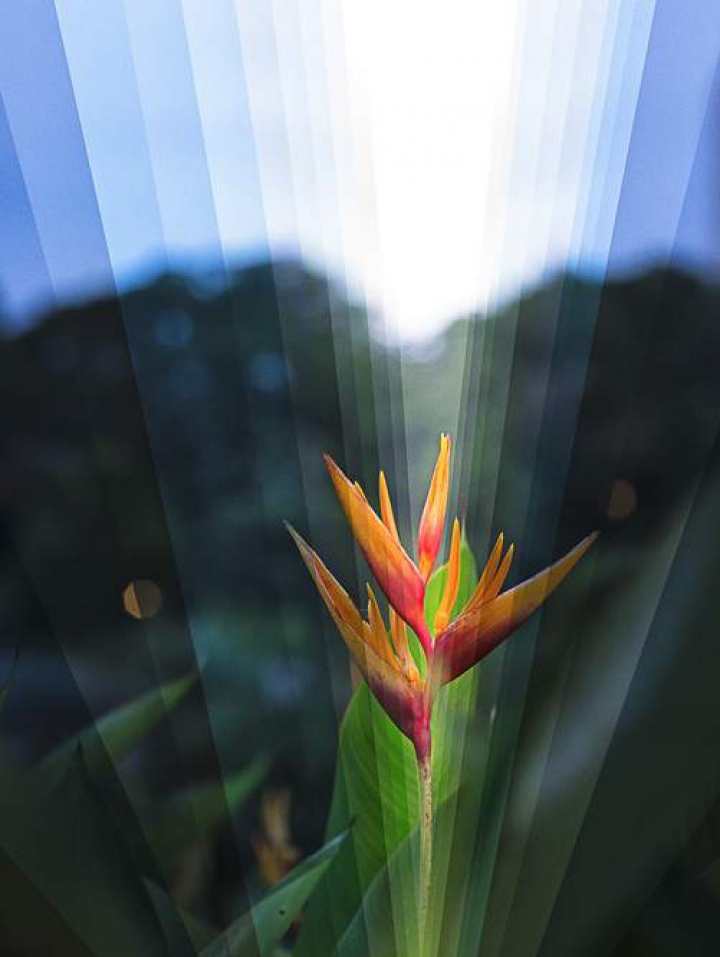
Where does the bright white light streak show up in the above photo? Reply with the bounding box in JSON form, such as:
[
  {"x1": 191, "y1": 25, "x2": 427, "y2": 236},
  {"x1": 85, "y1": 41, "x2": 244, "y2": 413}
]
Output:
[
  {"x1": 230, "y1": 1, "x2": 308, "y2": 262},
  {"x1": 549, "y1": 0, "x2": 623, "y2": 275},
  {"x1": 340, "y1": 1, "x2": 521, "y2": 341},
  {"x1": 515, "y1": 0, "x2": 596, "y2": 286},
  {"x1": 477, "y1": 0, "x2": 559, "y2": 313},
  {"x1": 183, "y1": 0, "x2": 660, "y2": 346},
  {"x1": 267, "y1": 0, "x2": 351, "y2": 290},
  {"x1": 62, "y1": 0, "x2": 660, "y2": 346},
  {"x1": 55, "y1": 0, "x2": 164, "y2": 277},
  {"x1": 180, "y1": 0, "x2": 268, "y2": 262},
  {"x1": 292, "y1": 0, "x2": 656, "y2": 341},
  {"x1": 579, "y1": 1, "x2": 656, "y2": 269}
]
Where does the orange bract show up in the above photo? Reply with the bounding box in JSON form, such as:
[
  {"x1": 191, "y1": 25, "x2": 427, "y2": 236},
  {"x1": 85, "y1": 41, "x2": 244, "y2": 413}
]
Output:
[
  {"x1": 417, "y1": 435, "x2": 451, "y2": 582},
  {"x1": 324, "y1": 454, "x2": 431, "y2": 653},
  {"x1": 433, "y1": 518, "x2": 461, "y2": 634},
  {"x1": 434, "y1": 532, "x2": 598, "y2": 684}
]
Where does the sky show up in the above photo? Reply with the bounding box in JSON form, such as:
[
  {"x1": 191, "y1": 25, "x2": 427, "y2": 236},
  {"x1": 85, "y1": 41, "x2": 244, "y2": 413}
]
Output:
[{"x1": 0, "y1": 0, "x2": 720, "y2": 340}]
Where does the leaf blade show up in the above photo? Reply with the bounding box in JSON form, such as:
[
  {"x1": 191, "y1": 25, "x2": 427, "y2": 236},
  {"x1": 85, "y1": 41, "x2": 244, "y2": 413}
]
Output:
[
  {"x1": 41, "y1": 672, "x2": 196, "y2": 774},
  {"x1": 200, "y1": 829, "x2": 349, "y2": 957}
]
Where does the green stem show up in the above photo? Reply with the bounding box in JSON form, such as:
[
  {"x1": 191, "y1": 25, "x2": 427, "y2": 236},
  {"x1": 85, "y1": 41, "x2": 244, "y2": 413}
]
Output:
[{"x1": 418, "y1": 753, "x2": 433, "y2": 951}]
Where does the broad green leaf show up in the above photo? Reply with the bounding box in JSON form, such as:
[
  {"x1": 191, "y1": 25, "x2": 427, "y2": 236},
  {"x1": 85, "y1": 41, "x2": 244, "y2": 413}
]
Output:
[
  {"x1": 482, "y1": 477, "x2": 720, "y2": 957},
  {"x1": 296, "y1": 539, "x2": 484, "y2": 956},
  {"x1": 426, "y1": 534, "x2": 484, "y2": 800},
  {"x1": 145, "y1": 879, "x2": 216, "y2": 955},
  {"x1": 0, "y1": 848, "x2": 95, "y2": 957},
  {"x1": 41, "y1": 672, "x2": 196, "y2": 774},
  {"x1": 146, "y1": 756, "x2": 268, "y2": 865},
  {"x1": 421, "y1": 538, "x2": 493, "y2": 957},
  {"x1": 0, "y1": 752, "x2": 168, "y2": 957},
  {"x1": 332, "y1": 786, "x2": 485, "y2": 957},
  {"x1": 200, "y1": 828, "x2": 348, "y2": 957}
]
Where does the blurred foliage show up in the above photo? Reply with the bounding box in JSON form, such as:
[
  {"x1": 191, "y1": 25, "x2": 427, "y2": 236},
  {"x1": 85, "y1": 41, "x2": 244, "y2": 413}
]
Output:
[
  {"x1": 1, "y1": 260, "x2": 720, "y2": 951},
  {"x1": 0, "y1": 667, "x2": 349, "y2": 956}
]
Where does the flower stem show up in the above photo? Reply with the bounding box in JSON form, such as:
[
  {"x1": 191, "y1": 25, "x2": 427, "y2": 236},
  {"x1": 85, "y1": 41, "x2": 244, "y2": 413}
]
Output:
[{"x1": 418, "y1": 752, "x2": 433, "y2": 951}]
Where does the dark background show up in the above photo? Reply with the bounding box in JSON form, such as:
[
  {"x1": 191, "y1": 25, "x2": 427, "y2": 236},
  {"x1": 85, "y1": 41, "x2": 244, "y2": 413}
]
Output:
[{"x1": 2, "y1": 260, "x2": 720, "y2": 953}]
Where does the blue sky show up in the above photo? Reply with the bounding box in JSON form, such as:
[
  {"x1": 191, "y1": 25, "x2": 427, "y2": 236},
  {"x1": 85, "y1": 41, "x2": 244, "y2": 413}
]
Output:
[{"x1": 1, "y1": 0, "x2": 719, "y2": 339}]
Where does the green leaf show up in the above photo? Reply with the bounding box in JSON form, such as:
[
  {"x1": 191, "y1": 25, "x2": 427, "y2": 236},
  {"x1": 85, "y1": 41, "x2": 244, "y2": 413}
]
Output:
[
  {"x1": 480, "y1": 478, "x2": 720, "y2": 957},
  {"x1": 293, "y1": 676, "x2": 420, "y2": 956},
  {"x1": 146, "y1": 756, "x2": 269, "y2": 865},
  {"x1": 145, "y1": 878, "x2": 217, "y2": 955},
  {"x1": 295, "y1": 539, "x2": 484, "y2": 956},
  {"x1": 332, "y1": 786, "x2": 481, "y2": 957},
  {"x1": 200, "y1": 829, "x2": 349, "y2": 957},
  {"x1": 423, "y1": 530, "x2": 478, "y2": 633},
  {"x1": 0, "y1": 752, "x2": 168, "y2": 957},
  {"x1": 41, "y1": 672, "x2": 196, "y2": 775},
  {"x1": 0, "y1": 847, "x2": 95, "y2": 957}
]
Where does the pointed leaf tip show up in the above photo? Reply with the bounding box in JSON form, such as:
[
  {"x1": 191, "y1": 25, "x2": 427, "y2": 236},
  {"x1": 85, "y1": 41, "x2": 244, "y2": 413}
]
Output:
[{"x1": 42, "y1": 672, "x2": 197, "y2": 775}]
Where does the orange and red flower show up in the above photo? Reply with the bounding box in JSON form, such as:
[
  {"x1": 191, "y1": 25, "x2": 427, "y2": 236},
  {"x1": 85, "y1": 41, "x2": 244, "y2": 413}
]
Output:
[{"x1": 288, "y1": 436, "x2": 596, "y2": 761}]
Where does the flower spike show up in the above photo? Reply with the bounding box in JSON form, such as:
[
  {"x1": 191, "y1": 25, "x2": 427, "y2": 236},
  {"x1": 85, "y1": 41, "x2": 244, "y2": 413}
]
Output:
[
  {"x1": 417, "y1": 434, "x2": 451, "y2": 582},
  {"x1": 289, "y1": 438, "x2": 596, "y2": 762},
  {"x1": 324, "y1": 454, "x2": 432, "y2": 654}
]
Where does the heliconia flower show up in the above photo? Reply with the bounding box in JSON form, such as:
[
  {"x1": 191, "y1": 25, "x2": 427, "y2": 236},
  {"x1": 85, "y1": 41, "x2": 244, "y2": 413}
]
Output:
[{"x1": 288, "y1": 438, "x2": 596, "y2": 762}]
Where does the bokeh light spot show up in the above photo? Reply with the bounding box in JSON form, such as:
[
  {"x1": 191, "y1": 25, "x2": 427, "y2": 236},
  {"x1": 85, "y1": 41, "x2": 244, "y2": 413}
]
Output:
[
  {"x1": 123, "y1": 579, "x2": 163, "y2": 620},
  {"x1": 606, "y1": 479, "x2": 638, "y2": 520}
]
